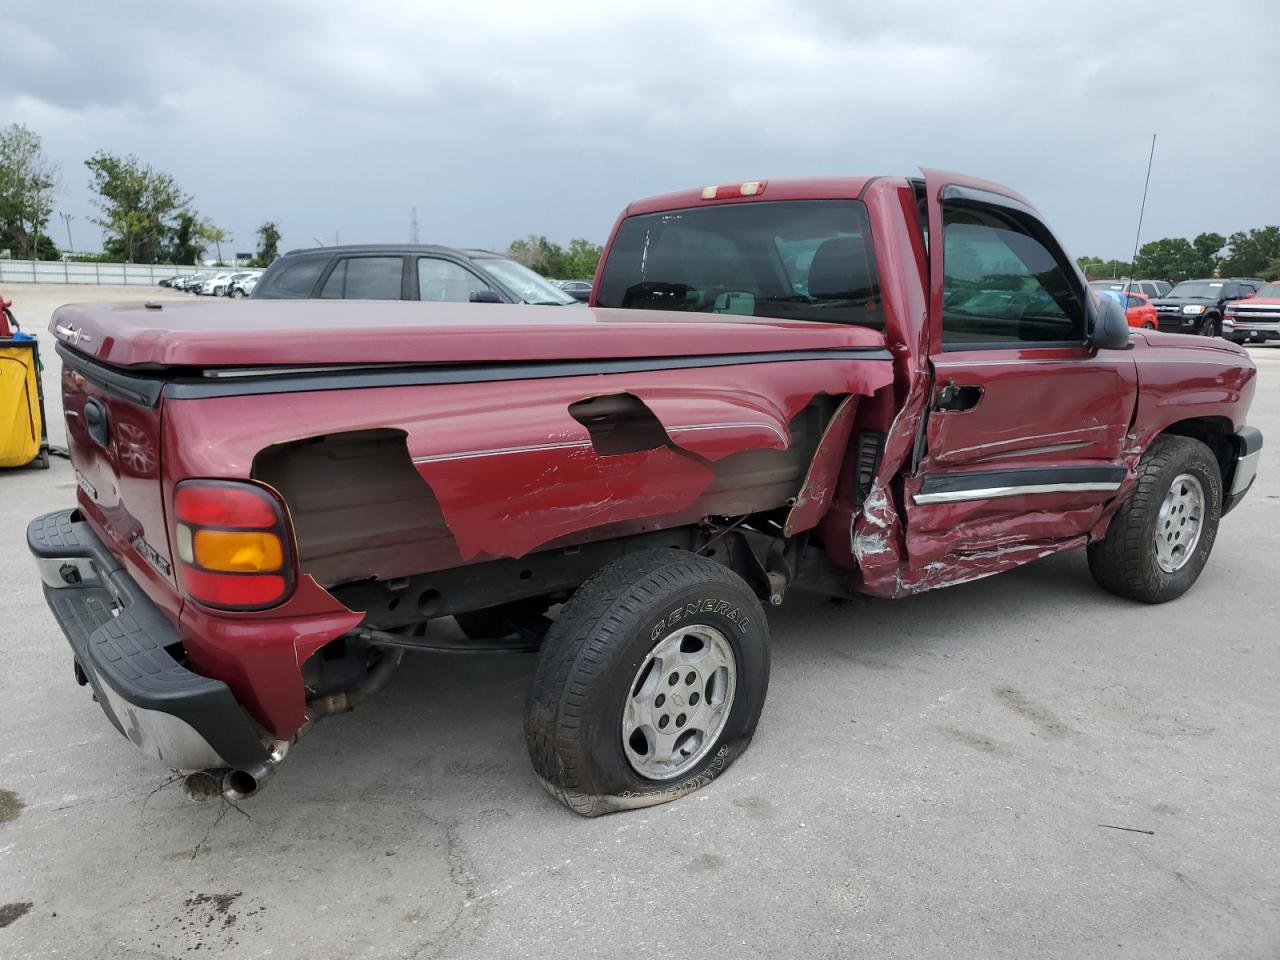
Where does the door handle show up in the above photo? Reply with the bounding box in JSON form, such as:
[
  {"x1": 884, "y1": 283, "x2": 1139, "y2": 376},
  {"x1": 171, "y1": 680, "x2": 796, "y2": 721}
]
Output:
[{"x1": 934, "y1": 382, "x2": 983, "y2": 412}]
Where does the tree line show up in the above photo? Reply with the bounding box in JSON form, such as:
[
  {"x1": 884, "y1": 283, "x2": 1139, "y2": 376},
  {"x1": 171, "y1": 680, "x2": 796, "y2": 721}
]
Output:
[
  {"x1": 505, "y1": 235, "x2": 602, "y2": 280},
  {"x1": 1079, "y1": 227, "x2": 1280, "y2": 283},
  {"x1": 0, "y1": 123, "x2": 281, "y2": 267}
]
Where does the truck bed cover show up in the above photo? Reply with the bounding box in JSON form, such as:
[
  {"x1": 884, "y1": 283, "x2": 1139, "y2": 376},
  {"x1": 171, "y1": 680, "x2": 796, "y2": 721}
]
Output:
[{"x1": 50, "y1": 300, "x2": 886, "y2": 369}]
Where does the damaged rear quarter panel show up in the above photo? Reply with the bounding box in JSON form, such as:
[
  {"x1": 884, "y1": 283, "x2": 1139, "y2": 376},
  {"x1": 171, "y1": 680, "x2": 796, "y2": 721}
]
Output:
[
  {"x1": 160, "y1": 358, "x2": 891, "y2": 732},
  {"x1": 164, "y1": 359, "x2": 892, "y2": 565}
]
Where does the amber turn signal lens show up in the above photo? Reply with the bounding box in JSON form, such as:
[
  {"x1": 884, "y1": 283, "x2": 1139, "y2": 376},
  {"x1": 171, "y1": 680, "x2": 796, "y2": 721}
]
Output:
[{"x1": 192, "y1": 529, "x2": 284, "y2": 573}]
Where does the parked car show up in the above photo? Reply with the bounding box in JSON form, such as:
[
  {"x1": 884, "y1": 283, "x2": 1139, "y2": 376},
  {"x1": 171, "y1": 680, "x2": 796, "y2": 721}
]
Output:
[
  {"x1": 157, "y1": 276, "x2": 182, "y2": 288},
  {"x1": 181, "y1": 272, "x2": 215, "y2": 294},
  {"x1": 251, "y1": 244, "x2": 578, "y2": 305},
  {"x1": 1088, "y1": 278, "x2": 1171, "y2": 299},
  {"x1": 1150, "y1": 278, "x2": 1257, "y2": 336},
  {"x1": 1096, "y1": 289, "x2": 1158, "y2": 329},
  {"x1": 198, "y1": 273, "x2": 236, "y2": 297},
  {"x1": 218, "y1": 272, "x2": 254, "y2": 296},
  {"x1": 30, "y1": 170, "x2": 1261, "y2": 816},
  {"x1": 559, "y1": 280, "x2": 593, "y2": 302},
  {"x1": 229, "y1": 274, "x2": 259, "y2": 298},
  {"x1": 1223, "y1": 280, "x2": 1280, "y2": 345}
]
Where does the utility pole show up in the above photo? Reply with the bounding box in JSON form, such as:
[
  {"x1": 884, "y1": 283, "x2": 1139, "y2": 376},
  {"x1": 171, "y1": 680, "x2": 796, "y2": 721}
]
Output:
[
  {"x1": 410, "y1": 206, "x2": 419, "y2": 244},
  {"x1": 60, "y1": 213, "x2": 74, "y2": 254}
]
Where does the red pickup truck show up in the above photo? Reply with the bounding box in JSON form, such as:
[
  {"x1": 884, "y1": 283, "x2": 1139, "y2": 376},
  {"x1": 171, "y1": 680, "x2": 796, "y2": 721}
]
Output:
[{"x1": 28, "y1": 169, "x2": 1262, "y2": 816}]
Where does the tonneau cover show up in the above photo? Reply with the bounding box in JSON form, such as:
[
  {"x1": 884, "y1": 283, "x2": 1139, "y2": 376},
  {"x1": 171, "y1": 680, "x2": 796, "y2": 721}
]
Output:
[{"x1": 49, "y1": 300, "x2": 885, "y2": 369}]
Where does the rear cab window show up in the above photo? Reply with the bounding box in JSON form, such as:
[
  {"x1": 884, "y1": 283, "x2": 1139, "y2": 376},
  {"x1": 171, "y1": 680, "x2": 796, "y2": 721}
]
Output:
[{"x1": 595, "y1": 200, "x2": 885, "y2": 328}]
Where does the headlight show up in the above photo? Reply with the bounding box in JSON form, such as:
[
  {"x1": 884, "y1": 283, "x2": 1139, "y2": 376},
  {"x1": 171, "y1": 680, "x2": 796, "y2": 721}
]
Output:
[{"x1": 1182, "y1": 304, "x2": 1205, "y2": 315}]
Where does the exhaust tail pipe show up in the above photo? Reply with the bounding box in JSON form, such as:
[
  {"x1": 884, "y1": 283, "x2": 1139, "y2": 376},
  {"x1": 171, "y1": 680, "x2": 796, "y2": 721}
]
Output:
[
  {"x1": 183, "y1": 740, "x2": 290, "y2": 803},
  {"x1": 182, "y1": 646, "x2": 405, "y2": 803},
  {"x1": 222, "y1": 739, "x2": 290, "y2": 801}
]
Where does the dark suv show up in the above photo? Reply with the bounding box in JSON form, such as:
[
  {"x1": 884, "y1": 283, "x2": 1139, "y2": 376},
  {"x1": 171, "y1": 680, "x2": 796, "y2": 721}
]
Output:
[
  {"x1": 252, "y1": 244, "x2": 578, "y2": 305},
  {"x1": 1150, "y1": 278, "x2": 1260, "y2": 336}
]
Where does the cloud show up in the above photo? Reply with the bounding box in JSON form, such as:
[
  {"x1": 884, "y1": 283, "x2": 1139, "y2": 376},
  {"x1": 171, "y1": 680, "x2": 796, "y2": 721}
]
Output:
[{"x1": 3, "y1": 0, "x2": 1277, "y2": 259}]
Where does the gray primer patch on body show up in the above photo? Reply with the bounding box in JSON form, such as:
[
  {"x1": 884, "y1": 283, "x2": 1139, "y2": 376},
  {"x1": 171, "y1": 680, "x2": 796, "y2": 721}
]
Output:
[{"x1": 0, "y1": 789, "x2": 24, "y2": 824}]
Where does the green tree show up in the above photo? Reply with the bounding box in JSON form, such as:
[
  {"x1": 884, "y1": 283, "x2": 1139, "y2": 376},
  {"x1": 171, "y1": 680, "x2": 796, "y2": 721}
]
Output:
[
  {"x1": 0, "y1": 123, "x2": 59, "y2": 260},
  {"x1": 1219, "y1": 226, "x2": 1280, "y2": 278},
  {"x1": 252, "y1": 221, "x2": 281, "y2": 266},
  {"x1": 1191, "y1": 232, "x2": 1225, "y2": 275},
  {"x1": 169, "y1": 211, "x2": 207, "y2": 265},
  {"x1": 85, "y1": 151, "x2": 190, "y2": 263},
  {"x1": 1133, "y1": 238, "x2": 1203, "y2": 283},
  {"x1": 507, "y1": 235, "x2": 570, "y2": 278},
  {"x1": 199, "y1": 219, "x2": 230, "y2": 265},
  {"x1": 563, "y1": 238, "x2": 603, "y2": 280}
]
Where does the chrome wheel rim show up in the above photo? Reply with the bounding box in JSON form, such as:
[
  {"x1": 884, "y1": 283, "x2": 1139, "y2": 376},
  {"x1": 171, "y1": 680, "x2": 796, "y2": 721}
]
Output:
[
  {"x1": 622, "y1": 624, "x2": 737, "y2": 781},
  {"x1": 1154, "y1": 473, "x2": 1205, "y2": 574}
]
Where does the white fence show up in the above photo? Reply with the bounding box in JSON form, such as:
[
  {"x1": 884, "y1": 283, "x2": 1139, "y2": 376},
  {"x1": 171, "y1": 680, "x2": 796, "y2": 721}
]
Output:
[{"x1": 0, "y1": 258, "x2": 205, "y2": 285}]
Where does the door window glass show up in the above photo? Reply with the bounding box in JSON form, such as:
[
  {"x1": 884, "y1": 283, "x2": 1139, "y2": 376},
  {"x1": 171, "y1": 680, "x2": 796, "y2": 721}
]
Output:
[
  {"x1": 259, "y1": 257, "x2": 327, "y2": 298},
  {"x1": 417, "y1": 258, "x2": 493, "y2": 302},
  {"x1": 942, "y1": 206, "x2": 1085, "y2": 345},
  {"x1": 319, "y1": 257, "x2": 403, "y2": 299}
]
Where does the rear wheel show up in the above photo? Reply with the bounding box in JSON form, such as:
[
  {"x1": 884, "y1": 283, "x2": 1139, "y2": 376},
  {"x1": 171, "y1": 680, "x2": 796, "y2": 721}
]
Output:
[
  {"x1": 526, "y1": 548, "x2": 768, "y2": 816},
  {"x1": 1142, "y1": 321, "x2": 1155, "y2": 330},
  {"x1": 1087, "y1": 435, "x2": 1222, "y2": 603}
]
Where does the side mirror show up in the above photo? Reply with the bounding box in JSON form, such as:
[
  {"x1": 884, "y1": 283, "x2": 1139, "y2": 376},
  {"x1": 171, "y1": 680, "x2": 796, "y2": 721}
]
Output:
[
  {"x1": 1089, "y1": 295, "x2": 1132, "y2": 350},
  {"x1": 469, "y1": 290, "x2": 503, "y2": 304}
]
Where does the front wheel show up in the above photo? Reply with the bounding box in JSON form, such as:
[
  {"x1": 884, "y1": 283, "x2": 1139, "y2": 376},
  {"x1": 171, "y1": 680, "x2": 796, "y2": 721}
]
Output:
[
  {"x1": 1198, "y1": 316, "x2": 1218, "y2": 337},
  {"x1": 526, "y1": 549, "x2": 769, "y2": 816},
  {"x1": 1087, "y1": 435, "x2": 1222, "y2": 603}
]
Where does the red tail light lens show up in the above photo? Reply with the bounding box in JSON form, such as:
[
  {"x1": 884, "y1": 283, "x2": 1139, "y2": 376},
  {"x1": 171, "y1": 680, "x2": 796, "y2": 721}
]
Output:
[{"x1": 173, "y1": 480, "x2": 295, "y2": 611}]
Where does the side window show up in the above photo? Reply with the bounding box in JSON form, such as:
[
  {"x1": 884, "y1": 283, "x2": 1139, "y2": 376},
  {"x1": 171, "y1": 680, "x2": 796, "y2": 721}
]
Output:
[
  {"x1": 262, "y1": 257, "x2": 327, "y2": 298},
  {"x1": 417, "y1": 258, "x2": 493, "y2": 302},
  {"x1": 1126, "y1": 294, "x2": 1143, "y2": 308},
  {"x1": 319, "y1": 257, "x2": 403, "y2": 300},
  {"x1": 941, "y1": 205, "x2": 1085, "y2": 346}
]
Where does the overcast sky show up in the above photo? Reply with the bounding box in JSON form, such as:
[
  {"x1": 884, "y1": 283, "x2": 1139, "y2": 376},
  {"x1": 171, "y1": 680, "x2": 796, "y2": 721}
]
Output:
[{"x1": 4, "y1": 0, "x2": 1276, "y2": 262}]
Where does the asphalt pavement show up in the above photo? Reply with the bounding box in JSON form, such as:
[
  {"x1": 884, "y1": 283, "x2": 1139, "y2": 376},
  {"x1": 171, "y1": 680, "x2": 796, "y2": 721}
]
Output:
[{"x1": 1, "y1": 286, "x2": 1277, "y2": 959}]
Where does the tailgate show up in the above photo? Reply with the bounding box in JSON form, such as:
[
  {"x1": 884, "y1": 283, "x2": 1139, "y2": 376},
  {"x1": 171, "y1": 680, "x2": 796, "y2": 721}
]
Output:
[{"x1": 59, "y1": 344, "x2": 179, "y2": 618}]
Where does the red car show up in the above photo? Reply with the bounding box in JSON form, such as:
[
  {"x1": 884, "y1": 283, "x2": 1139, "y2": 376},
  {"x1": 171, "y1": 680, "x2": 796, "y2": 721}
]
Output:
[
  {"x1": 1091, "y1": 288, "x2": 1158, "y2": 329},
  {"x1": 1125, "y1": 290, "x2": 1159, "y2": 329},
  {"x1": 1224, "y1": 280, "x2": 1280, "y2": 344},
  {"x1": 29, "y1": 170, "x2": 1263, "y2": 815}
]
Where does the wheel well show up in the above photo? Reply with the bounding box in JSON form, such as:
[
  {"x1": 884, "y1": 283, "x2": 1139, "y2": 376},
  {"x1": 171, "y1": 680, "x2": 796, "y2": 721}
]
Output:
[{"x1": 1159, "y1": 417, "x2": 1233, "y2": 490}]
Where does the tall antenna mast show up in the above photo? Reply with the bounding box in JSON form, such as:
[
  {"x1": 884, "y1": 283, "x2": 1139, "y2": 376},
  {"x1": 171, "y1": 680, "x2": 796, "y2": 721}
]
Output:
[
  {"x1": 1128, "y1": 134, "x2": 1157, "y2": 290},
  {"x1": 410, "y1": 206, "x2": 419, "y2": 244}
]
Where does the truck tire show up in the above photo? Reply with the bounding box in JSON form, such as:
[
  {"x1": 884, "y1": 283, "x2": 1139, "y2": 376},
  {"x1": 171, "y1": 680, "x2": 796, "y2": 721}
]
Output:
[
  {"x1": 1198, "y1": 315, "x2": 1219, "y2": 337},
  {"x1": 526, "y1": 548, "x2": 768, "y2": 816},
  {"x1": 1087, "y1": 435, "x2": 1222, "y2": 604}
]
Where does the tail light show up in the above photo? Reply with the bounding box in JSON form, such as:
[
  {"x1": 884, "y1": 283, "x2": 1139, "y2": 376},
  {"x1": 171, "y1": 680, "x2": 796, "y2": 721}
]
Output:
[{"x1": 173, "y1": 480, "x2": 295, "y2": 610}]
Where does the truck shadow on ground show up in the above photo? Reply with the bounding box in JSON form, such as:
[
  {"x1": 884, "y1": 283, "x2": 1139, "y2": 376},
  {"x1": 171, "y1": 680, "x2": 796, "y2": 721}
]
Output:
[{"x1": 250, "y1": 547, "x2": 1120, "y2": 817}]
